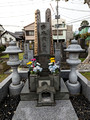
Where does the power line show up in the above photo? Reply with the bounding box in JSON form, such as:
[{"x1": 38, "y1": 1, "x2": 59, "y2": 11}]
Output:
[
  {"x1": 67, "y1": 14, "x2": 90, "y2": 23},
  {"x1": 67, "y1": 16, "x2": 90, "y2": 24},
  {"x1": 3, "y1": 25, "x2": 23, "y2": 27},
  {"x1": 59, "y1": 6, "x2": 90, "y2": 12}
]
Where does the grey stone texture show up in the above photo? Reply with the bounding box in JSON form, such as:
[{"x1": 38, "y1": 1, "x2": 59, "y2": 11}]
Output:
[
  {"x1": 12, "y1": 100, "x2": 78, "y2": 120},
  {"x1": 0, "y1": 71, "x2": 29, "y2": 103},
  {"x1": 22, "y1": 43, "x2": 34, "y2": 65},
  {"x1": 66, "y1": 80, "x2": 81, "y2": 94},
  {"x1": 64, "y1": 39, "x2": 84, "y2": 95},
  {"x1": 77, "y1": 71, "x2": 90, "y2": 101},
  {"x1": 28, "y1": 49, "x2": 33, "y2": 61},
  {"x1": 61, "y1": 70, "x2": 90, "y2": 102},
  {"x1": 0, "y1": 74, "x2": 12, "y2": 102},
  {"x1": 20, "y1": 78, "x2": 69, "y2": 101},
  {"x1": 3, "y1": 41, "x2": 23, "y2": 96},
  {"x1": 38, "y1": 23, "x2": 50, "y2": 55}
]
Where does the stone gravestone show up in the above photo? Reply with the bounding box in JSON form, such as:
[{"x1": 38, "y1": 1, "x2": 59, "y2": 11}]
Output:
[
  {"x1": 23, "y1": 43, "x2": 28, "y2": 65},
  {"x1": 38, "y1": 23, "x2": 50, "y2": 76},
  {"x1": 45, "y1": 8, "x2": 54, "y2": 56},
  {"x1": 20, "y1": 9, "x2": 69, "y2": 107},
  {"x1": 28, "y1": 49, "x2": 33, "y2": 61},
  {"x1": 34, "y1": 9, "x2": 54, "y2": 76},
  {"x1": 23, "y1": 42, "x2": 33, "y2": 65}
]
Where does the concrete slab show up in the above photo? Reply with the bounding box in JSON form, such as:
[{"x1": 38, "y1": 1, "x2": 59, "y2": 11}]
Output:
[{"x1": 12, "y1": 100, "x2": 78, "y2": 120}]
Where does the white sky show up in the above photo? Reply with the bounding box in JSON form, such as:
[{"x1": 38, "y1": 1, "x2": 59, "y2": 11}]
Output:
[{"x1": 0, "y1": 0, "x2": 90, "y2": 32}]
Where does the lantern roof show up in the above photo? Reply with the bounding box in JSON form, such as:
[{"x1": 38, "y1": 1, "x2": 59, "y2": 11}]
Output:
[
  {"x1": 64, "y1": 39, "x2": 84, "y2": 52},
  {"x1": 3, "y1": 41, "x2": 22, "y2": 54}
]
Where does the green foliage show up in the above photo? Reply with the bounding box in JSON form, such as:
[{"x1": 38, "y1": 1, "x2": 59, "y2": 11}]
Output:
[
  {"x1": 0, "y1": 54, "x2": 9, "y2": 58},
  {"x1": 81, "y1": 72, "x2": 90, "y2": 81},
  {"x1": 0, "y1": 45, "x2": 5, "y2": 52},
  {"x1": 80, "y1": 58, "x2": 85, "y2": 62},
  {"x1": 0, "y1": 74, "x2": 9, "y2": 83},
  {"x1": 19, "y1": 53, "x2": 24, "y2": 60},
  {"x1": 0, "y1": 53, "x2": 24, "y2": 60},
  {"x1": 80, "y1": 20, "x2": 89, "y2": 27}
]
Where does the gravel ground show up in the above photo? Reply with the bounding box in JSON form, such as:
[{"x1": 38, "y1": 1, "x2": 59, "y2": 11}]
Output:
[
  {"x1": 70, "y1": 95, "x2": 90, "y2": 120},
  {"x1": 0, "y1": 94, "x2": 90, "y2": 120}
]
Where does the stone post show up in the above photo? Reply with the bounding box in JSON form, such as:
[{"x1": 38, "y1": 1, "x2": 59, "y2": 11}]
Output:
[
  {"x1": 3, "y1": 41, "x2": 24, "y2": 95},
  {"x1": 64, "y1": 39, "x2": 84, "y2": 94}
]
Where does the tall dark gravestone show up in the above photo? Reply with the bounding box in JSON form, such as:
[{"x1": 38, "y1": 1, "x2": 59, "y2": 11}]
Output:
[
  {"x1": 34, "y1": 9, "x2": 54, "y2": 76},
  {"x1": 38, "y1": 23, "x2": 50, "y2": 76}
]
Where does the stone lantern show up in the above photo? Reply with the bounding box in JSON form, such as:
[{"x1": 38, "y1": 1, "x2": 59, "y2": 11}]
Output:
[
  {"x1": 3, "y1": 41, "x2": 23, "y2": 95},
  {"x1": 64, "y1": 39, "x2": 84, "y2": 94}
]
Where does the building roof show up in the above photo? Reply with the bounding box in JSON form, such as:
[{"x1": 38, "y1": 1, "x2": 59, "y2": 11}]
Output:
[
  {"x1": 1, "y1": 31, "x2": 22, "y2": 40},
  {"x1": 24, "y1": 22, "x2": 35, "y2": 28},
  {"x1": 0, "y1": 24, "x2": 5, "y2": 32}
]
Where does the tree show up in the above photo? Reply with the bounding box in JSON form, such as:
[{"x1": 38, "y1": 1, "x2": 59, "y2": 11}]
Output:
[
  {"x1": 80, "y1": 20, "x2": 89, "y2": 27},
  {"x1": 84, "y1": 0, "x2": 90, "y2": 8}
]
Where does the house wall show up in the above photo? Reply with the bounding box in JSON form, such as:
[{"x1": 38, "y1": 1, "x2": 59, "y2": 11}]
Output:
[
  {"x1": 1, "y1": 33, "x2": 16, "y2": 45},
  {"x1": 0, "y1": 25, "x2": 5, "y2": 45},
  {"x1": 24, "y1": 23, "x2": 35, "y2": 42},
  {"x1": 66, "y1": 25, "x2": 73, "y2": 47},
  {"x1": 23, "y1": 20, "x2": 73, "y2": 48},
  {"x1": 53, "y1": 30, "x2": 66, "y2": 41},
  {"x1": 52, "y1": 18, "x2": 67, "y2": 42}
]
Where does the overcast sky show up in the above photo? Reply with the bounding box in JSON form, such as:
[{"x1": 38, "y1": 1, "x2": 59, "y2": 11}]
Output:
[{"x1": 0, "y1": 0, "x2": 90, "y2": 32}]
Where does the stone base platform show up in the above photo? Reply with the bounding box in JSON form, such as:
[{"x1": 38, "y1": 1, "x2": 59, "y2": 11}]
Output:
[
  {"x1": 20, "y1": 78, "x2": 69, "y2": 101},
  {"x1": 12, "y1": 100, "x2": 78, "y2": 120}
]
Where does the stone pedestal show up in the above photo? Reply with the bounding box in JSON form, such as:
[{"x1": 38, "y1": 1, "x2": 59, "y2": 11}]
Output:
[
  {"x1": 9, "y1": 82, "x2": 23, "y2": 95},
  {"x1": 66, "y1": 80, "x2": 80, "y2": 94}
]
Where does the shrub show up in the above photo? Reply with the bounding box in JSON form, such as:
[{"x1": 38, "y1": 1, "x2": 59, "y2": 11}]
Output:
[{"x1": 0, "y1": 45, "x2": 5, "y2": 52}]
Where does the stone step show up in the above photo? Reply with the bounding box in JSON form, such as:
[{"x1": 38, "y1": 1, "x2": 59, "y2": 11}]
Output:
[
  {"x1": 12, "y1": 100, "x2": 78, "y2": 120},
  {"x1": 20, "y1": 78, "x2": 69, "y2": 101}
]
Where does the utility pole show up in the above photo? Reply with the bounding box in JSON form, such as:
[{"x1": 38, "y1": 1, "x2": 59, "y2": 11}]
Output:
[{"x1": 56, "y1": 0, "x2": 60, "y2": 43}]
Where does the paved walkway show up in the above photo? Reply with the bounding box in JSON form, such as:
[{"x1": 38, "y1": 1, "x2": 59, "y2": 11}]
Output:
[{"x1": 12, "y1": 100, "x2": 78, "y2": 120}]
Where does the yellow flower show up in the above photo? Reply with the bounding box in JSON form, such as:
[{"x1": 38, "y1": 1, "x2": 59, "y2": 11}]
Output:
[
  {"x1": 27, "y1": 61, "x2": 32, "y2": 65},
  {"x1": 51, "y1": 60, "x2": 55, "y2": 63},
  {"x1": 50, "y1": 57, "x2": 55, "y2": 60}
]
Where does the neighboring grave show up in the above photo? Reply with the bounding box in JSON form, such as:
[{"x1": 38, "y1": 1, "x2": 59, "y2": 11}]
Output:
[{"x1": 23, "y1": 42, "x2": 33, "y2": 65}]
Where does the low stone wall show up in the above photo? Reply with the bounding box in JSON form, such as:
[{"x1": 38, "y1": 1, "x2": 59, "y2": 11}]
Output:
[
  {"x1": 0, "y1": 74, "x2": 12, "y2": 102},
  {"x1": 61, "y1": 70, "x2": 70, "y2": 81},
  {"x1": 19, "y1": 71, "x2": 29, "y2": 80},
  {"x1": 0, "y1": 71, "x2": 29, "y2": 103},
  {"x1": 77, "y1": 71, "x2": 90, "y2": 101},
  {"x1": 61, "y1": 70, "x2": 90, "y2": 102},
  {"x1": 0, "y1": 70, "x2": 90, "y2": 102}
]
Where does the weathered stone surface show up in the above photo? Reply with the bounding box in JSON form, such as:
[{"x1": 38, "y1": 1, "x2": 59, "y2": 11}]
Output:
[
  {"x1": 12, "y1": 100, "x2": 78, "y2": 120},
  {"x1": 34, "y1": 9, "x2": 41, "y2": 56},
  {"x1": 20, "y1": 78, "x2": 69, "y2": 101},
  {"x1": 45, "y1": 8, "x2": 54, "y2": 55},
  {"x1": 77, "y1": 71, "x2": 90, "y2": 101},
  {"x1": 38, "y1": 23, "x2": 50, "y2": 55},
  {"x1": 0, "y1": 74, "x2": 12, "y2": 102}
]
